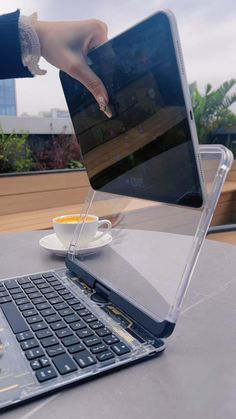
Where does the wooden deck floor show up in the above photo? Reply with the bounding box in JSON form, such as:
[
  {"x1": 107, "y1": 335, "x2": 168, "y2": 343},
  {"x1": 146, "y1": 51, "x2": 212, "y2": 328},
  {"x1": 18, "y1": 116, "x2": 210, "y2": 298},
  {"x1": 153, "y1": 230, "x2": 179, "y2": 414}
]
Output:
[{"x1": 1, "y1": 165, "x2": 236, "y2": 246}]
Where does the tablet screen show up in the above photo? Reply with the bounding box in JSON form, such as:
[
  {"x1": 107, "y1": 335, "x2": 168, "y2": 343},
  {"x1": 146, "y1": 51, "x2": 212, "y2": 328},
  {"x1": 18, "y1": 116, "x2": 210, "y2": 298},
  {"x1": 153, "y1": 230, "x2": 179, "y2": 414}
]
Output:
[{"x1": 60, "y1": 11, "x2": 204, "y2": 207}]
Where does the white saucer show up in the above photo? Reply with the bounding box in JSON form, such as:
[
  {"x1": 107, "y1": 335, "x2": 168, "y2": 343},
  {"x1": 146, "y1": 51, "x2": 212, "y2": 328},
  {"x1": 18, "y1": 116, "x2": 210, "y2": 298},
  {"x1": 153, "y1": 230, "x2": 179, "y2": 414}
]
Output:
[{"x1": 39, "y1": 232, "x2": 112, "y2": 257}]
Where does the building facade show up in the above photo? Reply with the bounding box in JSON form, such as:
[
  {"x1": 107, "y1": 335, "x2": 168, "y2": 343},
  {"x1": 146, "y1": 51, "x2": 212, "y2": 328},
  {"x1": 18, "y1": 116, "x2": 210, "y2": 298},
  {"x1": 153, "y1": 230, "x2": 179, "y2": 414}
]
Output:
[
  {"x1": 38, "y1": 108, "x2": 70, "y2": 118},
  {"x1": 0, "y1": 79, "x2": 17, "y2": 116}
]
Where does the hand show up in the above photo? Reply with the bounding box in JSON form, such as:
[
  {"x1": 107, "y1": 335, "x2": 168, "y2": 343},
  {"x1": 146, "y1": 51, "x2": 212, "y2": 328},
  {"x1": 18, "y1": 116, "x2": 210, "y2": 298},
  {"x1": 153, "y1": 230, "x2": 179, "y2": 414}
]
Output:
[{"x1": 33, "y1": 18, "x2": 112, "y2": 116}]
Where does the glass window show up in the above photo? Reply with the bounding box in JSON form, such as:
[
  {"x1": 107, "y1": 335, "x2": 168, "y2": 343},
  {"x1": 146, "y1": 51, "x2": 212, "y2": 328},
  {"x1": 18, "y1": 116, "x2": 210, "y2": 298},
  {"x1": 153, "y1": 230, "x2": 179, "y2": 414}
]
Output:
[
  {"x1": 4, "y1": 79, "x2": 13, "y2": 87},
  {"x1": 0, "y1": 79, "x2": 16, "y2": 115}
]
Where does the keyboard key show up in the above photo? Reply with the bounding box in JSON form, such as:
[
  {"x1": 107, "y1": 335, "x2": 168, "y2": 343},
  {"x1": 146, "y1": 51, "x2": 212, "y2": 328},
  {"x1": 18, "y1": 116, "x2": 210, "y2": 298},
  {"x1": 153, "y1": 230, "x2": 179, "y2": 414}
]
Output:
[
  {"x1": 32, "y1": 279, "x2": 46, "y2": 286},
  {"x1": 12, "y1": 292, "x2": 25, "y2": 300},
  {"x1": 58, "y1": 308, "x2": 74, "y2": 317},
  {"x1": 48, "y1": 280, "x2": 61, "y2": 287},
  {"x1": 40, "y1": 308, "x2": 56, "y2": 317},
  {"x1": 35, "y1": 329, "x2": 53, "y2": 339},
  {"x1": 31, "y1": 321, "x2": 48, "y2": 332},
  {"x1": 46, "y1": 345, "x2": 65, "y2": 357},
  {"x1": 21, "y1": 339, "x2": 39, "y2": 351},
  {"x1": 0, "y1": 291, "x2": 9, "y2": 297},
  {"x1": 24, "y1": 287, "x2": 37, "y2": 294},
  {"x1": 52, "y1": 353, "x2": 78, "y2": 375},
  {"x1": 1, "y1": 302, "x2": 29, "y2": 333},
  {"x1": 61, "y1": 335, "x2": 79, "y2": 347},
  {"x1": 0, "y1": 296, "x2": 12, "y2": 304},
  {"x1": 31, "y1": 297, "x2": 46, "y2": 305},
  {"x1": 90, "y1": 321, "x2": 104, "y2": 330},
  {"x1": 70, "y1": 321, "x2": 86, "y2": 331},
  {"x1": 41, "y1": 287, "x2": 54, "y2": 294},
  {"x1": 46, "y1": 281, "x2": 59, "y2": 288},
  {"x1": 15, "y1": 298, "x2": 29, "y2": 306},
  {"x1": 77, "y1": 309, "x2": 90, "y2": 317},
  {"x1": 73, "y1": 350, "x2": 96, "y2": 368},
  {"x1": 41, "y1": 336, "x2": 59, "y2": 348},
  {"x1": 53, "y1": 302, "x2": 68, "y2": 311},
  {"x1": 71, "y1": 303, "x2": 85, "y2": 311},
  {"x1": 62, "y1": 294, "x2": 74, "y2": 301},
  {"x1": 45, "y1": 314, "x2": 61, "y2": 324},
  {"x1": 30, "y1": 274, "x2": 43, "y2": 280},
  {"x1": 96, "y1": 351, "x2": 115, "y2": 362},
  {"x1": 67, "y1": 298, "x2": 80, "y2": 306},
  {"x1": 53, "y1": 285, "x2": 65, "y2": 291},
  {"x1": 37, "y1": 283, "x2": 50, "y2": 289},
  {"x1": 36, "y1": 302, "x2": 51, "y2": 311},
  {"x1": 42, "y1": 272, "x2": 55, "y2": 279},
  {"x1": 25, "y1": 347, "x2": 44, "y2": 360},
  {"x1": 16, "y1": 331, "x2": 34, "y2": 342},
  {"x1": 49, "y1": 297, "x2": 64, "y2": 305},
  {"x1": 64, "y1": 314, "x2": 80, "y2": 324},
  {"x1": 18, "y1": 303, "x2": 34, "y2": 311},
  {"x1": 83, "y1": 314, "x2": 97, "y2": 323},
  {"x1": 21, "y1": 283, "x2": 35, "y2": 290},
  {"x1": 83, "y1": 336, "x2": 101, "y2": 347},
  {"x1": 36, "y1": 366, "x2": 57, "y2": 382},
  {"x1": 111, "y1": 342, "x2": 130, "y2": 356},
  {"x1": 76, "y1": 328, "x2": 94, "y2": 339},
  {"x1": 28, "y1": 292, "x2": 42, "y2": 300},
  {"x1": 44, "y1": 292, "x2": 59, "y2": 300},
  {"x1": 30, "y1": 359, "x2": 41, "y2": 370},
  {"x1": 40, "y1": 356, "x2": 51, "y2": 367},
  {"x1": 17, "y1": 277, "x2": 30, "y2": 285},
  {"x1": 4, "y1": 279, "x2": 19, "y2": 289},
  {"x1": 27, "y1": 315, "x2": 43, "y2": 324},
  {"x1": 50, "y1": 320, "x2": 67, "y2": 331},
  {"x1": 22, "y1": 309, "x2": 38, "y2": 318},
  {"x1": 55, "y1": 328, "x2": 73, "y2": 339},
  {"x1": 8, "y1": 288, "x2": 21, "y2": 295},
  {"x1": 68, "y1": 343, "x2": 85, "y2": 354},
  {"x1": 96, "y1": 327, "x2": 111, "y2": 337},
  {"x1": 57, "y1": 289, "x2": 70, "y2": 296},
  {"x1": 91, "y1": 343, "x2": 108, "y2": 354},
  {"x1": 103, "y1": 335, "x2": 120, "y2": 345}
]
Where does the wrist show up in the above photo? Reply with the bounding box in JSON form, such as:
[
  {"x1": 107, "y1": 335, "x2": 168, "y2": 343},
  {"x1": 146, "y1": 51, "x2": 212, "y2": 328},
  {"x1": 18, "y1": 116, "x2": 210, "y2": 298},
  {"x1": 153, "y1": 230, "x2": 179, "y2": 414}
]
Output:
[{"x1": 31, "y1": 20, "x2": 46, "y2": 56}]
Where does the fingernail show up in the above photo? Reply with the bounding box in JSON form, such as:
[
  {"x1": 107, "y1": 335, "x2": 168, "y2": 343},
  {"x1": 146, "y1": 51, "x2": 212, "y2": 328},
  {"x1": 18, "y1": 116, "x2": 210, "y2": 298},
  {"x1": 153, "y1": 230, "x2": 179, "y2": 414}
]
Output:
[
  {"x1": 97, "y1": 95, "x2": 112, "y2": 118},
  {"x1": 97, "y1": 95, "x2": 106, "y2": 110},
  {"x1": 103, "y1": 104, "x2": 112, "y2": 118}
]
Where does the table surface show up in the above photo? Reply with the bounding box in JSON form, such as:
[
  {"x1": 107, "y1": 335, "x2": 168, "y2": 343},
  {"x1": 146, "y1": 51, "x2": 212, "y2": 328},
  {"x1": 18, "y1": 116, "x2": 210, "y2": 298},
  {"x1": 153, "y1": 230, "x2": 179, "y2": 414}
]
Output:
[{"x1": 1, "y1": 230, "x2": 236, "y2": 419}]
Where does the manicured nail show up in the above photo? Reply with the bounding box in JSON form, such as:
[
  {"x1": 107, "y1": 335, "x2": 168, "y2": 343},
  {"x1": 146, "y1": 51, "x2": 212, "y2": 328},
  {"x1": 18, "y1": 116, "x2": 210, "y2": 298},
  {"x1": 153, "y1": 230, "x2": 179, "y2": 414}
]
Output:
[{"x1": 97, "y1": 95, "x2": 112, "y2": 118}]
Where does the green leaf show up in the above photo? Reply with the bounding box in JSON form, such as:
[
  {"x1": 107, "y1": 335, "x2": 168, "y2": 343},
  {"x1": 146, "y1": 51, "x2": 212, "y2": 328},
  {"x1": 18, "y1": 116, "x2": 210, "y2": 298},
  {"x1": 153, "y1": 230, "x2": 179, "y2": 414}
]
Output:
[{"x1": 190, "y1": 80, "x2": 236, "y2": 144}]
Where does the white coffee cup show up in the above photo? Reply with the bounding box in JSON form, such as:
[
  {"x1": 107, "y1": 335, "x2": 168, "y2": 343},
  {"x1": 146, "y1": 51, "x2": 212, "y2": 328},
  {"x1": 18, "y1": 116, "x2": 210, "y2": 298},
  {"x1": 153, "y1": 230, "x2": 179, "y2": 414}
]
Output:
[{"x1": 53, "y1": 214, "x2": 112, "y2": 248}]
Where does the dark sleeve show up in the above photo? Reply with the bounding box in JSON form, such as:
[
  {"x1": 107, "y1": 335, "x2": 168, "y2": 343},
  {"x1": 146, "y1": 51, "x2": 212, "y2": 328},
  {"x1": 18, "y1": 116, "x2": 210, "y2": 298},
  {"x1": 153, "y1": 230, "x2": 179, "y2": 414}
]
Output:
[{"x1": 0, "y1": 10, "x2": 33, "y2": 79}]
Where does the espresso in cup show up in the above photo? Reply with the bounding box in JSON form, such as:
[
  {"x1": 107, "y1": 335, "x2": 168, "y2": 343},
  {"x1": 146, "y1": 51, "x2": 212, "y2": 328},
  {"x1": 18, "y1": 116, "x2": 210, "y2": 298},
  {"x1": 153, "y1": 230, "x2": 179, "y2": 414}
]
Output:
[{"x1": 53, "y1": 214, "x2": 111, "y2": 248}]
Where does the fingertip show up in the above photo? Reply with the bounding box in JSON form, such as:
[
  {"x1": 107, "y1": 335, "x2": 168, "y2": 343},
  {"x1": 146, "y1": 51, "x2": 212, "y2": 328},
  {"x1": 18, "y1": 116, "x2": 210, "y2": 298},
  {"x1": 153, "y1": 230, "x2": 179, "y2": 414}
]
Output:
[{"x1": 96, "y1": 95, "x2": 112, "y2": 117}]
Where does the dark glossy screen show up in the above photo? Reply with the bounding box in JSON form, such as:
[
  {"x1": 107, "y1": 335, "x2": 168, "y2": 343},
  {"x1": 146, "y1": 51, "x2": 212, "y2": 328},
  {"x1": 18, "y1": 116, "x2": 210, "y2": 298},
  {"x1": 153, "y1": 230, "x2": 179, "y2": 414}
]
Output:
[{"x1": 60, "y1": 12, "x2": 203, "y2": 207}]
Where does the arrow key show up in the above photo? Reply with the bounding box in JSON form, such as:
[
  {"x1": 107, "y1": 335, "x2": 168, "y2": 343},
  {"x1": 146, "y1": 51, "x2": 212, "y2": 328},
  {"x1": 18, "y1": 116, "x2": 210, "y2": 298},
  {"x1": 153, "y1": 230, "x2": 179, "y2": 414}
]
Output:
[{"x1": 36, "y1": 366, "x2": 57, "y2": 382}]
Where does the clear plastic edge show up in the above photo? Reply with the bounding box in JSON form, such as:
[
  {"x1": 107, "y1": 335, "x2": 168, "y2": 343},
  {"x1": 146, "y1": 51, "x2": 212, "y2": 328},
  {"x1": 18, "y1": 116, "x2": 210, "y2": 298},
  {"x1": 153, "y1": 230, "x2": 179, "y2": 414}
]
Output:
[
  {"x1": 166, "y1": 144, "x2": 233, "y2": 323},
  {"x1": 67, "y1": 144, "x2": 233, "y2": 326}
]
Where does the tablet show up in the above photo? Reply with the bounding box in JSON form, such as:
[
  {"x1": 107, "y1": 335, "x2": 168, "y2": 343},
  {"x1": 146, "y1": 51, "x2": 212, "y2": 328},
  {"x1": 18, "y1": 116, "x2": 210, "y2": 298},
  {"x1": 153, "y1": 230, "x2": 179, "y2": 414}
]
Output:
[{"x1": 60, "y1": 10, "x2": 205, "y2": 208}]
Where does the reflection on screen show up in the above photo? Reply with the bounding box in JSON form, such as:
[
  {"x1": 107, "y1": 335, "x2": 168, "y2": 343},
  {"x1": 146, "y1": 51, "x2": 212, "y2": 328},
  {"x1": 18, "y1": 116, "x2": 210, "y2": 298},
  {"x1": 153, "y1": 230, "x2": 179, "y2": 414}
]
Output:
[{"x1": 61, "y1": 12, "x2": 203, "y2": 207}]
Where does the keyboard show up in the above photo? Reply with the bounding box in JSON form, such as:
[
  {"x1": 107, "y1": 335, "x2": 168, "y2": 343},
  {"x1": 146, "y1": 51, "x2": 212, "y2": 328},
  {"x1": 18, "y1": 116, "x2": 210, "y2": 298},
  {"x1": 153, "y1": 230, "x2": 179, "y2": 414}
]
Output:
[{"x1": 0, "y1": 272, "x2": 131, "y2": 383}]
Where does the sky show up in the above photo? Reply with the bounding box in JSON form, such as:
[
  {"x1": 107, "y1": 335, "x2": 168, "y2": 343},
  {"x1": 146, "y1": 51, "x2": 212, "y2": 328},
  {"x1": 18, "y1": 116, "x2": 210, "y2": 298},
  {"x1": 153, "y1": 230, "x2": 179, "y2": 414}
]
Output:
[{"x1": 0, "y1": 0, "x2": 236, "y2": 115}]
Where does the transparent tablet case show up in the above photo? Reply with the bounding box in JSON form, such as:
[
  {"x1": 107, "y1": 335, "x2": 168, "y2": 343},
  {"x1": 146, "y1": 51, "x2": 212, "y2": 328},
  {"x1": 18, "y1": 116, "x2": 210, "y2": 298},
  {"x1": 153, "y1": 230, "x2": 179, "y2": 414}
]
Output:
[
  {"x1": 0, "y1": 145, "x2": 233, "y2": 412},
  {"x1": 66, "y1": 145, "x2": 233, "y2": 335}
]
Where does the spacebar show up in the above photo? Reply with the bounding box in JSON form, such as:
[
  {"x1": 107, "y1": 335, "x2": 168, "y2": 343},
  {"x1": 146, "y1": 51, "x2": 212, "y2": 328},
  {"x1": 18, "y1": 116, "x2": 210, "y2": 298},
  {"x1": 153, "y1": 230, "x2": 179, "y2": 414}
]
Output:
[{"x1": 1, "y1": 302, "x2": 29, "y2": 334}]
